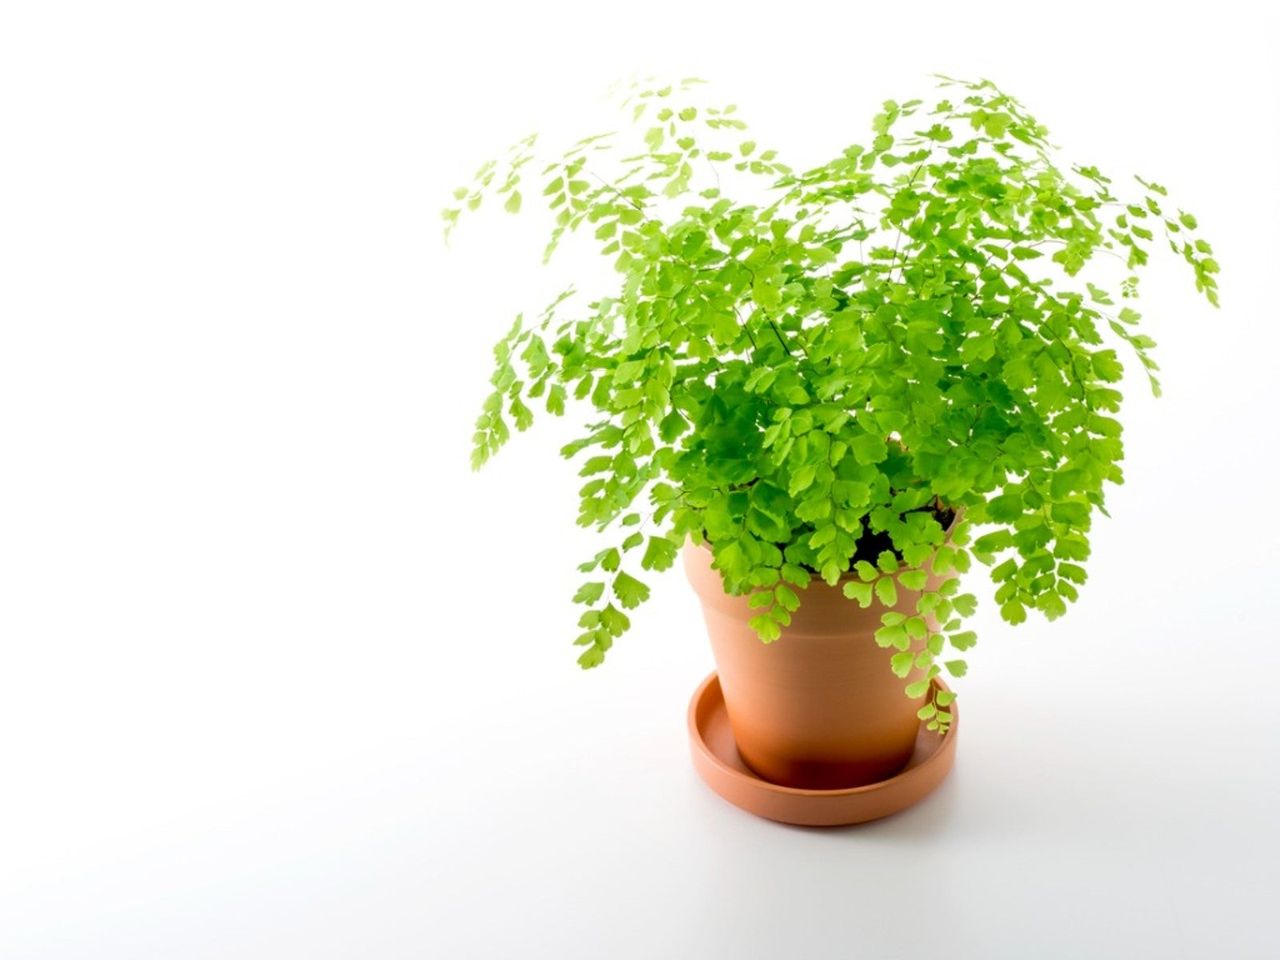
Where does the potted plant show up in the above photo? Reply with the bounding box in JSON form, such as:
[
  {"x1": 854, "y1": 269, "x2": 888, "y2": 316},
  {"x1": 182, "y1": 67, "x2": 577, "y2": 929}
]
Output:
[{"x1": 443, "y1": 76, "x2": 1218, "y2": 823}]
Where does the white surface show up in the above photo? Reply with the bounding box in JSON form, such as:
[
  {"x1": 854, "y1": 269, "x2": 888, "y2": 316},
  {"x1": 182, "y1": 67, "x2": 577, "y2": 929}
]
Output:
[{"x1": 2, "y1": 2, "x2": 1278, "y2": 958}]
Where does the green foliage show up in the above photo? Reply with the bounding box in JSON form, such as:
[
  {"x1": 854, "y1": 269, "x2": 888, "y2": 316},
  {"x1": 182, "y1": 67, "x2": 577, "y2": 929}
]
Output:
[{"x1": 446, "y1": 76, "x2": 1218, "y2": 730}]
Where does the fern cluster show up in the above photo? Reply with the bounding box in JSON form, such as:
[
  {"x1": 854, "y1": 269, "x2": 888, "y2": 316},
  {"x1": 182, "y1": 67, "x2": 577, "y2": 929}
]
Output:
[{"x1": 445, "y1": 76, "x2": 1218, "y2": 732}]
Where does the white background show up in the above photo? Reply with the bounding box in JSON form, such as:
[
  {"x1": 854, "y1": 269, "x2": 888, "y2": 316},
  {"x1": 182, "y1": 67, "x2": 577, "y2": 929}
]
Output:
[{"x1": 2, "y1": 2, "x2": 1277, "y2": 958}]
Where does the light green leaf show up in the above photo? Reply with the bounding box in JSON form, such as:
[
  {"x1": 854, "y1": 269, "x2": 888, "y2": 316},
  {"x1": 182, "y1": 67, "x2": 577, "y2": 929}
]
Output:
[
  {"x1": 641, "y1": 536, "x2": 678, "y2": 572},
  {"x1": 749, "y1": 614, "x2": 782, "y2": 642},
  {"x1": 905, "y1": 679, "x2": 930, "y2": 699},
  {"x1": 875, "y1": 577, "x2": 898, "y2": 608},
  {"x1": 851, "y1": 434, "x2": 888, "y2": 465},
  {"x1": 1000, "y1": 600, "x2": 1027, "y2": 625},
  {"x1": 874, "y1": 623, "x2": 907, "y2": 649},
  {"x1": 898, "y1": 569, "x2": 927, "y2": 591},
  {"x1": 613, "y1": 572, "x2": 650, "y2": 610},
  {"x1": 788, "y1": 463, "x2": 816, "y2": 496},
  {"x1": 843, "y1": 580, "x2": 873, "y2": 607},
  {"x1": 890, "y1": 652, "x2": 915, "y2": 678}
]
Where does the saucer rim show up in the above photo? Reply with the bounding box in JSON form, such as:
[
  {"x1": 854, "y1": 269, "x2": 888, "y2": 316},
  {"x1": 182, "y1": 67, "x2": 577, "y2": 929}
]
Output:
[{"x1": 687, "y1": 671, "x2": 958, "y2": 799}]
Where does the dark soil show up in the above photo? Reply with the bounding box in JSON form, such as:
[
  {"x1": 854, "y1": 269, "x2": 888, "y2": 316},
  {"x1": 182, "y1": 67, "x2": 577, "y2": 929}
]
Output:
[{"x1": 846, "y1": 503, "x2": 957, "y2": 569}]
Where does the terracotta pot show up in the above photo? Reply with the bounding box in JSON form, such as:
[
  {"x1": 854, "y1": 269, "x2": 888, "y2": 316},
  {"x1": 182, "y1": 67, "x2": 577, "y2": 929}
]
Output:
[{"x1": 683, "y1": 542, "x2": 948, "y2": 790}]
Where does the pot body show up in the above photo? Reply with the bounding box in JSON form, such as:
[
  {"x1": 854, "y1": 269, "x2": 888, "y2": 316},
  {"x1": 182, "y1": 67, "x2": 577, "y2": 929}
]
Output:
[{"x1": 683, "y1": 542, "x2": 938, "y2": 789}]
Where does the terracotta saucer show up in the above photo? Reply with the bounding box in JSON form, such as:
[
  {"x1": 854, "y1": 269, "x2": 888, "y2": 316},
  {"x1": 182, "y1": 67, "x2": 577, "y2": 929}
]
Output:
[{"x1": 687, "y1": 672, "x2": 958, "y2": 826}]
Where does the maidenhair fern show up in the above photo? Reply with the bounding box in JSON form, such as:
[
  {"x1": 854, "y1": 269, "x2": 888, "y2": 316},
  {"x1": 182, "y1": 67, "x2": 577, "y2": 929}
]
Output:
[{"x1": 445, "y1": 76, "x2": 1218, "y2": 732}]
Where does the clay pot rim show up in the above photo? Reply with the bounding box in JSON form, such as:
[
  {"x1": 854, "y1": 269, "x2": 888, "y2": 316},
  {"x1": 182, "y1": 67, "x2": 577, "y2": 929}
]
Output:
[
  {"x1": 688, "y1": 504, "x2": 965, "y2": 587},
  {"x1": 687, "y1": 672, "x2": 958, "y2": 798}
]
